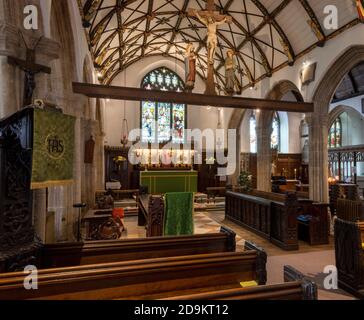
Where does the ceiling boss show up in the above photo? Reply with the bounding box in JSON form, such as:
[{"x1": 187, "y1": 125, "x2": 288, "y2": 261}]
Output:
[{"x1": 188, "y1": 0, "x2": 232, "y2": 95}]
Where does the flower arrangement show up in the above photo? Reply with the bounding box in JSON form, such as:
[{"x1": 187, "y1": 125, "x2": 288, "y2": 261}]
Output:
[{"x1": 238, "y1": 171, "x2": 253, "y2": 193}]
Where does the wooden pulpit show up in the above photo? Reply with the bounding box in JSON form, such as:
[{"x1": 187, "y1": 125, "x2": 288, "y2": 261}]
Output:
[{"x1": 0, "y1": 108, "x2": 43, "y2": 272}]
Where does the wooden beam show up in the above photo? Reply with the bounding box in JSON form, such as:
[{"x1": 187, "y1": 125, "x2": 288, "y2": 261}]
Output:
[{"x1": 73, "y1": 82, "x2": 314, "y2": 113}]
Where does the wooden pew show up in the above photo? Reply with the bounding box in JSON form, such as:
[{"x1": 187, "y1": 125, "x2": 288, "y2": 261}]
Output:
[
  {"x1": 336, "y1": 199, "x2": 364, "y2": 222},
  {"x1": 334, "y1": 218, "x2": 364, "y2": 299},
  {"x1": 226, "y1": 190, "x2": 329, "y2": 250},
  {"x1": 162, "y1": 282, "x2": 311, "y2": 300},
  {"x1": 329, "y1": 184, "x2": 359, "y2": 215},
  {"x1": 138, "y1": 194, "x2": 164, "y2": 237},
  {"x1": 41, "y1": 227, "x2": 237, "y2": 268},
  {"x1": 0, "y1": 251, "x2": 265, "y2": 300},
  {"x1": 297, "y1": 199, "x2": 329, "y2": 245},
  {"x1": 226, "y1": 191, "x2": 299, "y2": 250},
  {"x1": 162, "y1": 265, "x2": 317, "y2": 300}
]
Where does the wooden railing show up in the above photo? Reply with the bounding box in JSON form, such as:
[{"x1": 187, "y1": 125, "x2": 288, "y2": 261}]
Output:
[{"x1": 226, "y1": 191, "x2": 299, "y2": 250}]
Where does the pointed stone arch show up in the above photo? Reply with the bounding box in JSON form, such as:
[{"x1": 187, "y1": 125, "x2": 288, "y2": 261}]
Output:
[
  {"x1": 257, "y1": 80, "x2": 304, "y2": 191},
  {"x1": 328, "y1": 105, "x2": 364, "y2": 128},
  {"x1": 309, "y1": 46, "x2": 364, "y2": 202},
  {"x1": 228, "y1": 80, "x2": 303, "y2": 190}
]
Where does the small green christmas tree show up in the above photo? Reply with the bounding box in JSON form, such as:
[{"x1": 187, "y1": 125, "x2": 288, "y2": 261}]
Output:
[{"x1": 239, "y1": 171, "x2": 253, "y2": 193}]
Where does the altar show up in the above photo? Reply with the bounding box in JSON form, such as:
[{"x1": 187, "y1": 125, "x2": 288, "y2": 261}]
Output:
[{"x1": 140, "y1": 171, "x2": 198, "y2": 194}]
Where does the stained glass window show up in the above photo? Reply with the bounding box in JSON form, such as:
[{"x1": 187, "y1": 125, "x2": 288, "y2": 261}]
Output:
[
  {"x1": 328, "y1": 116, "x2": 342, "y2": 148},
  {"x1": 141, "y1": 68, "x2": 186, "y2": 143},
  {"x1": 271, "y1": 112, "x2": 280, "y2": 151},
  {"x1": 141, "y1": 101, "x2": 156, "y2": 142},
  {"x1": 172, "y1": 104, "x2": 185, "y2": 143},
  {"x1": 250, "y1": 112, "x2": 257, "y2": 153}
]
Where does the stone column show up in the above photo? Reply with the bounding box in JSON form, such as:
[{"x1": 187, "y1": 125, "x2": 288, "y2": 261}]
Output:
[
  {"x1": 33, "y1": 189, "x2": 47, "y2": 242},
  {"x1": 307, "y1": 112, "x2": 329, "y2": 202},
  {"x1": 0, "y1": 22, "x2": 21, "y2": 117},
  {"x1": 228, "y1": 128, "x2": 240, "y2": 186},
  {"x1": 256, "y1": 115, "x2": 272, "y2": 192},
  {"x1": 95, "y1": 132, "x2": 106, "y2": 190}
]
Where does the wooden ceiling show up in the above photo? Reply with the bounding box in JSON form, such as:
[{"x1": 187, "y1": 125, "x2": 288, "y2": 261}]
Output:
[
  {"x1": 77, "y1": 0, "x2": 360, "y2": 93},
  {"x1": 333, "y1": 61, "x2": 364, "y2": 103}
]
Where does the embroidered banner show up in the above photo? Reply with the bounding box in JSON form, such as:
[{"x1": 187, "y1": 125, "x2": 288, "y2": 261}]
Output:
[{"x1": 31, "y1": 108, "x2": 75, "y2": 189}]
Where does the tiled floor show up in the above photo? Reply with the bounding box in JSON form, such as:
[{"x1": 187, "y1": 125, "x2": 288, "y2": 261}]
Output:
[{"x1": 122, "y1": 210, "x2": 356, "y2": 300}]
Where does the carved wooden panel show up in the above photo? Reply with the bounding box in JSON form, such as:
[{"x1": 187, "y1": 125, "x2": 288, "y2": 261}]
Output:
[{"x1": 0, "y1": 108, "x2": 42, "y2": 272}]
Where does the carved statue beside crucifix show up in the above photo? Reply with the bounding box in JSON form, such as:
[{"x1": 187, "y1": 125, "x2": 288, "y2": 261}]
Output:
[
  {"x1": 355, "y1": 0, "x2": 364, "y2": 22},
  {"x1": 225, "y1": 49, "x2": 237, "y2": 95},
  {"x1": 184, "y1": 43, "x2": 196, "y2": 92},
  {"x1": 188, "y1": 0, "x2": 232, "y2": 95},
  {"x1": 279, "y1": 39, "x2": 294, "y2": 65},
  {"x1": 7, "y1": 34, "x2": 51, "y2": 107}
]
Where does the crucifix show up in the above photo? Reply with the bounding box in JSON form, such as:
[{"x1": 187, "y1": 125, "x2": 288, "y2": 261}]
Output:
[
  {"x1": 7, "y1": 34, "x2": 51, "y2": 107},
  {"x1": 188, "y1": 0, "x2": 232, "y2": 95}
]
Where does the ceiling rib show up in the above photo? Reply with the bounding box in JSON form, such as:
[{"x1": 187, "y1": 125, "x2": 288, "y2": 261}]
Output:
[{"x1": 78, "y1": 0, "x2": 358, "y2": 92}]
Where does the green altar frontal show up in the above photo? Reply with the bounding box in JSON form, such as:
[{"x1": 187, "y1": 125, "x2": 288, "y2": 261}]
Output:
[{"x1": 140, "y1": 171, "x2": 198, "y2": 194}]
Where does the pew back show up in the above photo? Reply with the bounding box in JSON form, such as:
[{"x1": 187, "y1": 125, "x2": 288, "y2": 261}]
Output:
[
  {"x1": 41, "y1": 227, "x2": 236, "y2": 268},
  {"x1": 162, "y1": 282, "x2": 310, "y2": 300},
  {"x1": 0, "y1": 251, "x2": 262, "y2": 300},
  {"x1": 336, "y1": 199, "x2": 364, "y2": 222},
  {"x1": 226, "y1": 191, "x2": 299, "y2": 250},
  {"x1": 163, "y1": 265, "x2": 317, "y2": 300},
  {"x1": 334, "y1": 219, "x2": 364, "y2": 298}
]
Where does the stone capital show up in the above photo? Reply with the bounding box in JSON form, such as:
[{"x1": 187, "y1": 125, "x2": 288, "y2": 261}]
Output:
[{"x1": 306, "y1": 112, "x2": 328, "y2": 128}]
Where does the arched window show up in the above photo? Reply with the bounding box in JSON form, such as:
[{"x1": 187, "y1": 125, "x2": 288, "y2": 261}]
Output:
[
  {"x1": 141, "y1": 67, "x2": 186, "y2": 143},
  {"x1": 271, "y1": 112, "x2": 281, "y2": 151},
  {"x1": 250, "y1": 112, "x2": 257, "y2": 153},
  {"x1": 328, "y1": 116, "x2": 342, "y2": 148}
]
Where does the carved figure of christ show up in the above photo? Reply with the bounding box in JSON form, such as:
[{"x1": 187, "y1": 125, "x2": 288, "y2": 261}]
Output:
[{"x1": 188, "y1": 1, "x2": 232, "y2": 65}]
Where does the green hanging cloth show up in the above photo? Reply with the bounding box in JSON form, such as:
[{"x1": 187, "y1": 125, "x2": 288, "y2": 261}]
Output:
[{"x1": 164, "y1": 192, "x2": 194, "y2": 236}]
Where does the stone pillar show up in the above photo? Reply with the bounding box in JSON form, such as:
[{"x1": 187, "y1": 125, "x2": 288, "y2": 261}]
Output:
[
  {"x1": 33, "y1": 189, "x2": 47, "y2": 242},
  {"x1": 256, "y1": 117, "x2": 272, "y2": 192},
  {"x1": 229, "y1": 128, "x2": 240, "y2": 186},
  {"x1": 307, "y1": 112, "x2": 329, "y2": 202},
  {"x1": 95, "y1": 132, "x2": 106, "y2": 190},
  {"x1": 0, "y1": 22, "x2": 21, "y2": 117}
]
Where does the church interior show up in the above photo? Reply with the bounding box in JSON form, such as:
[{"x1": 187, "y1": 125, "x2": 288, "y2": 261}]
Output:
[{"x1": 1, "y1": 0, "x2": 364, "y2": 302}]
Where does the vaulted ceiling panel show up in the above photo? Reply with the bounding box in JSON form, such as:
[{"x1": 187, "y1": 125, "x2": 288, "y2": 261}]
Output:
[{"x1": 78, "y1": 0, "x2": 359, "y2": 92}]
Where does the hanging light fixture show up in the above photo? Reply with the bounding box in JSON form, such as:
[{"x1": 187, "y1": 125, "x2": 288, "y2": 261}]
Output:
[{"x1": 121, "y1": 67, "x2": 129, "y2": 148}]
